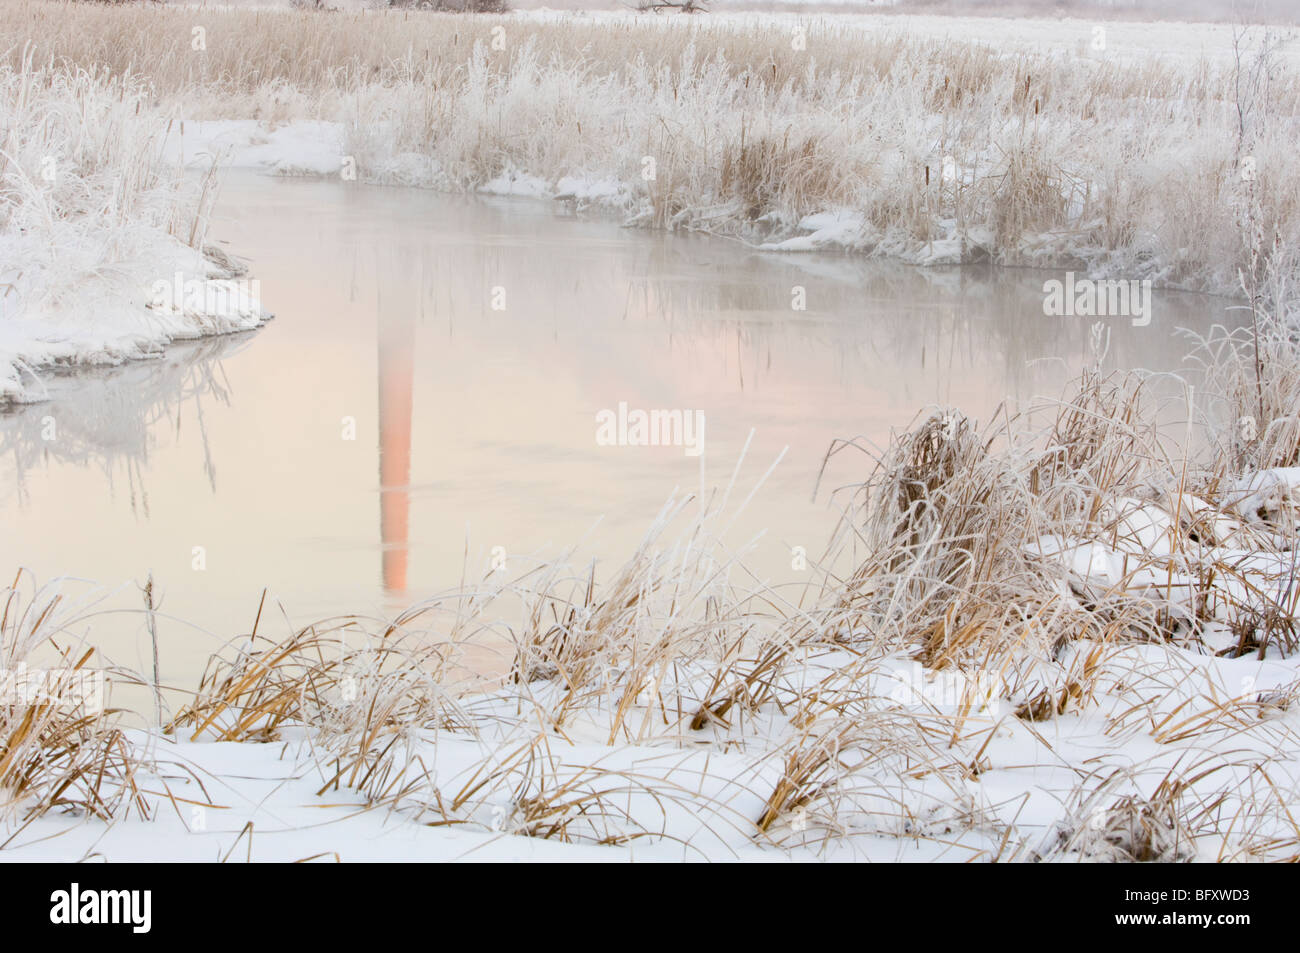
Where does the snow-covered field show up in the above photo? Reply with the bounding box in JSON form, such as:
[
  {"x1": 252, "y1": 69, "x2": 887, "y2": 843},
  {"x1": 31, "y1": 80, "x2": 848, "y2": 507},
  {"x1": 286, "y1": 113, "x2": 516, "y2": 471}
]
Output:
[{"x1": 4, "y1": 1, "x2": 1300, "y2": 862}]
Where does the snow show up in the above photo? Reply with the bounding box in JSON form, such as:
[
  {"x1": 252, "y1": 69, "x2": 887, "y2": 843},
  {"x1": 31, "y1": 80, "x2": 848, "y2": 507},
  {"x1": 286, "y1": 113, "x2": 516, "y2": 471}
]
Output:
[
  {"x1": 0, "y1": 226, "x2": 270, "y2": 404},
  {"x1": 160, "y1": 119, "x2": 346, "y2": 176},
  {"x1": 479, "y1": 170, "x2": 553, "y2": 199},
  {"x1": 554, "y1": 175, "x2": 630, "y2": 205},
  {"x1": 1030, "y1": 490, "x2": 1298, "y2": 629},
  {"x1": 4, "y1": 629, "x2": 1299, "y2": 862},
  {"x1": 1229, "y1": 467, "x2": 1300, "y2": 523},
  {"x1": 0, "y1": 735, "x2": 637, "y2": 863},
  {"x1": 760, "y1": 210, "x2": 865, "y2": 252}
]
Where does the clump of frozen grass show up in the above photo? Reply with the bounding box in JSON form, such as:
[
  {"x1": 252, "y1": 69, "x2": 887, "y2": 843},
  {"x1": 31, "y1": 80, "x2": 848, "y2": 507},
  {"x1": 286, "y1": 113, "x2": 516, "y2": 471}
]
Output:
[
  {"x1": 165, "y1": 595, "x2": 474, "y2": 746},
  {"x1": 1188, "y1": 262, "x2": 1300, "y2": 475},
  {"x1": 811, "y1": 372, "x2": 1183, "y2": 675},
  {"x1": 0, "y1": 572, "x2": 147, "y2": 829}
]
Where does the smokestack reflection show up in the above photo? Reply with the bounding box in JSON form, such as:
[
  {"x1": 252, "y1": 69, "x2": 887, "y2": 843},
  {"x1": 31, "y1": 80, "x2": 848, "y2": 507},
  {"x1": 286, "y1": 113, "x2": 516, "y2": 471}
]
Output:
[{"x1": 378, "y1": 295, "x2": 414, "y2": 594}]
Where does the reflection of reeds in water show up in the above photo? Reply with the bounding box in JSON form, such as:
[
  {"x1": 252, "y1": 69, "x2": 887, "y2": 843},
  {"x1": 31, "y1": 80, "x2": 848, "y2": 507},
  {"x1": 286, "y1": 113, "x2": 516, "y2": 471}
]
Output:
[
  {"x1": 0, "y1": 333, "x2": 255, "y2": 514},
  {"x1": 581, "y1": 251, "x2": 1233, "y2": 406},
  {"x1": 360, "y1": 201, "x2": 1235, "y2": 421}
]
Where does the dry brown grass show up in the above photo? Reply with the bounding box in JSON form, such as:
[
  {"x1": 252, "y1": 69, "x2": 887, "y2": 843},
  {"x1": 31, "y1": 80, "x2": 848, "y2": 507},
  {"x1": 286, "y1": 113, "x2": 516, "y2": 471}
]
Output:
[
  {"x1": 120, "y1": 336, "x2": 1297, "y2": 857},
  {"x1": 0, "y1": 572, "x2": 147, "y2": 829}
]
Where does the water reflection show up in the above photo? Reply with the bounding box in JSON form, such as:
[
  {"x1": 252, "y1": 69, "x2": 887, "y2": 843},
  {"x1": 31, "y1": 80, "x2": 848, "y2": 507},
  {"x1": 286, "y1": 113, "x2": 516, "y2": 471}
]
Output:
[
  {"x1": 378, "y1": 276, "x2": 414, "y2": 594},
  {"x1": 0, "y1": 174, "x2": 1243, "y2": 685},
  {"x1": 0, "y1": 333, "x2": 254, "y2": 515}
]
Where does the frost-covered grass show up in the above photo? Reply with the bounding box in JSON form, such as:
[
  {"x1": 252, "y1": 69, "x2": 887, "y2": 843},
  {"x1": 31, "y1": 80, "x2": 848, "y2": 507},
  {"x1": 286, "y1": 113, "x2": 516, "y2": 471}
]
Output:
[
  {"x1": 5, "y1": 3, "x2": 1300, "y2": 295},
  {"x1": 0, "y1": 574, "x2": 148, "y2": 832},
  {"x1": 0, "y1": 52, "x2": 268, "y2": 402},
  {"x1": 6, "y1": 295, "x2": 1300, "y2": 860},
  {"x1": 6, "y1": 1, "x2": 1300, "y2": 862}
]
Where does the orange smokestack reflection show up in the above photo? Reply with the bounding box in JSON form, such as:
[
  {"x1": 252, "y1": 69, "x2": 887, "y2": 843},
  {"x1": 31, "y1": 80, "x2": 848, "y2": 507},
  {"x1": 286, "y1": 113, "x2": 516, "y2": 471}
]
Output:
[{"x1": 378, "y1": 304, "x2": 415, "y2": 594}]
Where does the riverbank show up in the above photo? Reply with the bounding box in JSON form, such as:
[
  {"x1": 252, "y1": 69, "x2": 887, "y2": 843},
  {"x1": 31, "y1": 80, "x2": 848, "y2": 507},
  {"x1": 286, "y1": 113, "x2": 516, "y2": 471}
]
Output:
[
  {"x1": 5, "y1": 4, "x2": 1299, "y2": 300},
  {"x1": 0, "y1": 57, "x2": 269, "y2": 403},
  {"x1": 4, "y1": 4, "x2": 1298, "y2": 401}
]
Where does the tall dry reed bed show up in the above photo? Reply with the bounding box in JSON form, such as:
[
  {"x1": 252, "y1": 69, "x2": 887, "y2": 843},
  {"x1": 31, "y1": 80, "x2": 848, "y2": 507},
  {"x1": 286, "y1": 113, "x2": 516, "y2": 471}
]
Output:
[
  {"x1": 4, "y1": 3, "x2": 1300, "y2": 293},
  {"x1": 0, "y1": 50, "x2": 217, "y2": 292}
]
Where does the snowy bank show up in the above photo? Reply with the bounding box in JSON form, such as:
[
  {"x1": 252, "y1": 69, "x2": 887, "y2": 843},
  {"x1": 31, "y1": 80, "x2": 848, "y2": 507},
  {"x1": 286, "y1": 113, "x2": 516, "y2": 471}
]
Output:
[
  {"x1": 24, "y1": 6, "x2": 1293, "y2": 297},
  {"x1": 0, "y1": 64, "x2": 271, "y2": 404},
  {"x1": 0, "y1": 229, "x2": 270, "y2": 403}
]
